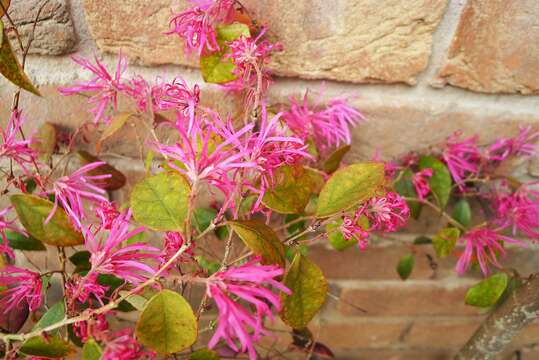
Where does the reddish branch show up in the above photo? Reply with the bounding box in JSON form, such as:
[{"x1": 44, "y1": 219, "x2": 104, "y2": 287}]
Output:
[{"x1": 455, "y1": 274, "x2": 539, "y2": 360}]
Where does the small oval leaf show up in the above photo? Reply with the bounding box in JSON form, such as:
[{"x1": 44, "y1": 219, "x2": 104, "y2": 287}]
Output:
[
  {"x1": 419, "y1": 156, "x2": 452, "y2": 209},
  {"x1": 394, "y1": 169, "x2": 422, "y2": 219},
  {"x1": 452, "y1": 199, "x2": 472, "y2": 227},
  {"x1": 190, "y1": 348, "x2": 220, "y2": 360},
  {"x1": 131, "y1": 172, "x2": 191, "y2": 232},
  {"x1": 281, "y1": 254, "x2": 327, "y2": 329},
  {"x1": 135, "y1": 290, "x2": 197, "y2": 354},
  {"x1": 32, "y1": 302, "x2": 65, "y2": 331},
  {"x1": 465, "y1": 273, "x2": 508, "y2": 308},
  {"x1": 396, "y1": 254, "x2": 415, "y2": 280},
  {"x1": 229, "y1": 220, "x2": 286, "y2": 268},
  {"x1": 20, "y1": 335, "x2": 74, "y2": 358},
  {"x1": 82, "y1": 338, "x2": 103, "y2": 360},
  {"x1": 10, "y1": 194, "x2": 84, "y2": 246},
  {"x1": 323, "y1": 145, "x2": 351, "y2": 174},
  {"x1": 432, "y1": 227, "x2": 460, "y2": 258},
  {"x1": 5, "y1": 230, "x2": 46, "y2": 251},
  {"x1": 316, "y1": 163, "x2": 385, "y2": 218},
  {"x1": 31, "y1": 122, "x2": 56, "y2": 162}
]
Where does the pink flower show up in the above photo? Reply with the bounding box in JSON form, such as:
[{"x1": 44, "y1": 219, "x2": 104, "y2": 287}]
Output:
[
  {"x1": 161, "y1": 231, "x2": 195, "y2": 265},
  {"x1": 0, "y1": 266, "x2": 42, "y2": 313},
  {"x1": 47, "y1": 162, "x2": 111, "y2": 230},
  {"x1": 340, "y1": 214, "x2": 369, "y2": 249},
  {"x1": 166, "y1": 0, "x2": 234, "y2": 55},
  {"x1": 66, "y1": 273, "x2": 108, "y2": 306},
  {"x1": 487, "y1": 126, "x2": 539, "y2": 162},
  {"x1": 455, "y1": 228, "x2": 526, "y2": 275},
  {"x1": 94, "y1": 201, "x2": 120, "y2": 230},
  {"x1": 0, "y1": 112, "x2": 38, "y2": 175},
  {"x1": 0, "y1": 206, "x2": 26, "y2": 259},
  {"x1": 442, "y1": 132, "x2": 482, "y2": 188},
  {"x1": 59, "y1": 55, "x2": 129, "y2": 124},
  {"x1": 73, "y1": 314, "x2": 109, "y2": 342},
  {"x1": 282, "y1": 90, "x2": 365, "y2": 153},
  {"x1": 493, "y1": 185, "x2": 539, "y2": 240},
  {"x1": 412, "y1": 168, "x2": 433, "y2": 200},
  {"x1": 102, "y1": 328, "x2": 154, "y2": 360},
  {"x1": 358, "y1": 192, "x2": 409, "y2": 233},
  {"x1": 206, "y1": 258, "x2": 290, "y2": 359},
  {"x1": 85, "y1": 209, "x2": 161, "y2": 285}
]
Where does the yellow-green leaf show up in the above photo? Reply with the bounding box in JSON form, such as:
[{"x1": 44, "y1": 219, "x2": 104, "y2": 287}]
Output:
[
  {"x1": 229, "y1": 220, "x2": 286, "y2": 268},
  {"x1": 465, "y1": 273, "x2": 508, "y2": 308},
  {"x1": 83, "y1": 338, "x2": 103, "y2": 360},
  {"x1": 281, "y1": 254, "x2": 327, "y2": 329},
  {"x1": 131, "y1": 172, "x2": 191, "y2": 231},
  {"x1": 262, "y1": 166, "x2": 318, "y2": 214},
  {"x1": 135, "y1": 290, "x2": 197, "y2": 354},
  {"x1": 5, "y1": 230, "x2": 45, "y2": 251},
  {"x1": 10, "y1": 194, "x2": 84, "y2": 246},
  {"x1": 190, "y1": 348, "x2": 220, "y2": 360},
  {"x1": 432, "y1": 227, "x2": 460, "y2": 258},
  {"x1": 31, "y1": 122, "x2": 57, "y2": 162},
  {"x1": 20, "y1": 335, "x2": 74, "y2": 358},
  {"x1": 316, "y1": 163, "x2": 385, "y2": 218},
  {"x1": 200, "y1": 53, "x2": 237, "y2": 84},
  {"x1": 77, "y1": 150, "x2": 126, "y2": 191},
  {"x1": 0, "y1": 27, "x2": 40, "y2": 96},
  {"x1": 323, "y1": 145, "x2": 351, "y2": 173},
  {"x1": 216, "y1": 23, "x2": 250, "y2": 44},
  {"x1": 394, "y1": 169, "x2": 422, "y2": 219}
]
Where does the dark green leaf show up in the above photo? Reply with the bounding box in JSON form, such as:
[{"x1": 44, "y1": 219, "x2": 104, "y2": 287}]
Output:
[
  {"x1": 20, "y1": 336, "x2": 74, "y2": 358},
  {"x1": 10, "y1": 194, "x2": 84, "y2": 246},
  {"x1": 394, "y1": 169, "x2": 422, "y2": 219},
  {"x1": 396, "y1": 254, "x2": 415, "y2": 280},
  {"x1": 281, "y1": 254, "x2": 327, "y2": 329},
  {"x1": 190, "y1": 348, "x2": 220, "y2": 360},
  {"x1": 413, "y1": 236, "x2": 432, "y2": 245},
  {"x1": 465, "y1": 273, "x2": 508, "y2": 308},
  {"x1": 323, "y1": 145, "x2": 351, "y2": 173},
  {"x1": 452, "y1": 199, "x2": 472, "y2": 227},
  {"x1": 69, "y1": 250, "x2": 91, "y2": 269},
  {"x1": 316, "y1": 163, "x2": 386, "y2": 218},
  {"x1": 32, "y1": 302, "x2": 65, "y2": 331},
  {"x1": 131, "y1": 172, "x2": 191, "y2": 231},
  {"x1": 419, "y1": 156, "x2": 452, "y2": 209},
  {"x1": 195, "y1": 255, "x2": 220, "y2": 276},
  {"x1": 136, "y1": 290, "x2": 197, "y2": 354},
  {"x1": 229, "y1": 220, "x2": 286, "y2": 267},
  {"x1": 193, "y1": 208, "x2": 217, "y2": 233},
  {"x1": 5, "y1": 230, "x2": 45, "y2": 251}
]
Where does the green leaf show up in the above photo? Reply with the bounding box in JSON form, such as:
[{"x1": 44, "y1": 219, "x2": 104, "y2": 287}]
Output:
[
  {"x1": 69, "y1": 250, "x2": 91, "y2": 272},
  {"x1": 229, "y1": 220, "x2": 286, "y2": 268},
  {"x1": 453, "y1": 199, "x2": 472, "y2": 227},
  {"x1": 216, "y1": 23, "x2": 250, "y2": 43},
  {"x1": 190, "y1": 348, "x2": 220, "y2": 360},
  {"x1": 195, "y1": 255, "x2": 220, "y2": 276},
  {"x1": 262, "y1": 166, "x2": 318, "y2": 214},
  {"x1": 83, "y1": 338, "x2": 103, "y2": 360},
  {"x1": 5, "y1": 230, "x2": 45, "y2": 251},
  {"x1": 396, "y1": 254, "x2": 415, "y2": 280},
  {"x1": 193, "y1": 208, "x2": 217, "y2": 233},
  {"x1": 413, "y1": 236, "x2": 432, "y2": 245},
  {"x1": 135, "y1": 290, "x2": 197, "y2": 354},
  {"x1": 281, "y1": 254, "x2": 327, "y2": 329},
  {"x1": 0, "y1": 26, "x2": 41, "y2": 96},
  {"x1": 32, "y1": 302, "x2": 65, "y2": 331},
  {"x1": 31, "y1": 122, "x2": 56, "y2": 162},
  {"x1": 20, "y1": 335, "x2": 74, "y2": 358},
  {"x1": 10, "y1": 194, "x2": 84, "y2": 246},
  {"x1": 131, "y1": 172, "x2": 191, "y2": 232},
  {"x1": 78, "y1": 151, "x2": 126, "y2": 191},
  {"x1": 465, "y1": 273, "x2": 509, "y2": 308},
  {"x1": 394, "y1": 169, "x2": 422, "y2": 219},
  {"x1": 200, "y1": 53, "x2": 237, "y2": 84},
  {"x1": 323, "y1": 145, "x2": 351, "y2": 173},
  {"x1": 316, "y1": 163, "x2": 385, "y2": 218},
  {"x1": 419, "y1": 156, "x2": 452, "y2": 209},
  {"x1": 119, "y1": 291, "x2": 148, "y2": 311},
  {"x1": 325, "y1": 216, "x2": 368, "y2": 251},
  {"x1": 432, "y1": 227, "x2": 460, "y2": 258}
]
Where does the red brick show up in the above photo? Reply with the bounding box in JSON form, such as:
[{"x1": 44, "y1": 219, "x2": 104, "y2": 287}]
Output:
[
  {"x1": 330, "y1": 349, "x2": 454, "y2": 360},
  {"x1": 406, "y1": 318, "x2": 482, "y2": 348},
  {"x1": 339, "y1": 283, "x2": 479, "y2": 316},
  {"x1": 316, "y1": 320, "x2": 407, "y2": 349}
]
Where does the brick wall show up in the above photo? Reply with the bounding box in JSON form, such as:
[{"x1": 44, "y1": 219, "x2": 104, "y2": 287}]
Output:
[{"x1": 1, "y1": 0, "x2": 539, "y2": 359}]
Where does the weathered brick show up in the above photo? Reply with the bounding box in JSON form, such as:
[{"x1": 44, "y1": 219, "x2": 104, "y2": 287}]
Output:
[
  {"x1": 338, "y1": 282, "x2": 479, "y2": 316},
  {"x1": 406, "y1": 318, "x2": 482, "y2": 348},
  {"x1": 436, "y1": 0, "x2": 539, "y2": 94},
  {"x1": 82, "y1": 0, "x2": 448, "y2": 84}
]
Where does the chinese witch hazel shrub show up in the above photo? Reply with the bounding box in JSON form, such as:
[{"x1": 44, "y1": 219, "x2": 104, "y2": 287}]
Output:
[{"x1": 0, "y1": 0, "x2": 538, "y2": 359}]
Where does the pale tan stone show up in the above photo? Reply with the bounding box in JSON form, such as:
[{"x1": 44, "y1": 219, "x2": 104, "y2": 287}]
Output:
[
  {"x1": 82, "y1": 0, "x2": 448, "y2": 84},
  {"x1": 436, "y1": 0, "x2": 539, "y2": 94}
]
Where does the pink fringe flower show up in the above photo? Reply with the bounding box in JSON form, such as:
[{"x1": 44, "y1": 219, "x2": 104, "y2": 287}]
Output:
[
  {"x1": 0, "y1": 266, "x2": 42, "y2": 313},
  {"x1": 487, "y1": 126, "x2": 539, "y2": 162},
  {"x1": 282, "y1": 90, "x2": 365, "y2": 153},
  {"x1": 340, "y1": 214, "x2": 369, "y2": 249},
  {"x1": 442, "y1": 132, "x2": 482, "y2": 189},
  {"x1": 206, "y1": 258, "x2": 290, "y2": 359},
  {"x1": 0, "y1": 112, "x2": 38, "y2": 175},
  {"x1": 73, "y1": 314, "x2": 109, "y2": 342},
  {"x1": 47, "y1": 162, "x2": 111, "y2": 230},
  {"x1": 358, "y1": 192, "x2": 409, "y2": 233},
  {"x1": 412, "y1": 168, "x2": 433, "y2": 200},
  {"x1": 94, "y1": 201, "x2": 120, "y2": 230},
  {"x1": 59, "y1": 55, "x2": 129, "y2": 124},
  {"x1": 166, "y1": 0, "x2": 234, "y2": 55},
  {"x1": 455, "y1": 228, "x2": 526, "y2": 276},
  {"x1": 161, "y1": 231, "x2": 195, "y2": 266},
  {"x1": 493, "y1": 185, "x2": 539, "y2": 240},
  {"x1": 0, "y1": 206, "x2": 26, "y2": 259},
  {"x1": 102, "y1": 328, "x2": 154, "y2": 360}
]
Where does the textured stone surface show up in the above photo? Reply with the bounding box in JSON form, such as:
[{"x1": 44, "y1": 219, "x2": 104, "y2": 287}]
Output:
[
  {"x1": 82, "y1": 0, "x2": 448, "y2": 84},
  {"x1": 436, "y1": 0, "x2": 539, "y2": 94},
  {"x1": 4, "y1": 0, "x2": 76, "y2": 55}
]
